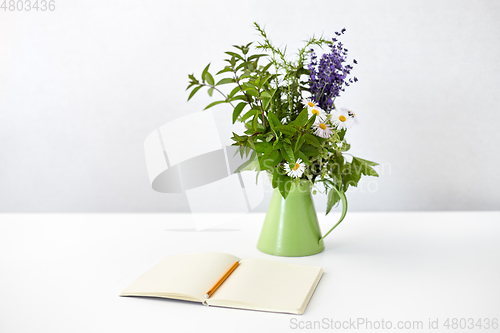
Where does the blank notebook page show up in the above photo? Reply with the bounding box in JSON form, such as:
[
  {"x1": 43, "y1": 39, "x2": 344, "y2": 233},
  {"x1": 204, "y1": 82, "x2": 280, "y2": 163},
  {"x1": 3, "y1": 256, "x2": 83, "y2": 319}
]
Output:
[
  {"x1": 211, "y1": 258, "x2": 322, "y2": 311},
  {"x1": 121, "y1": 252, "x2": 240, "y2": 300}
]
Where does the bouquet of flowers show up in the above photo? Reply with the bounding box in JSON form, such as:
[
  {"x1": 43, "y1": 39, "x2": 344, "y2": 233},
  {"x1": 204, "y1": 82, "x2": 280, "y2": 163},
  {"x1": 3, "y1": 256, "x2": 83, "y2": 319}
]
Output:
[{"x1": 187, "y1": 23, "x2": 378, "y2": 215}]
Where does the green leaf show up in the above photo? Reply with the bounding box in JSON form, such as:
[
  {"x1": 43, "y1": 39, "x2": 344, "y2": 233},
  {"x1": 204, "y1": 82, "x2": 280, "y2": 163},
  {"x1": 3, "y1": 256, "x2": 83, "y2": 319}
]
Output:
[
  {"x1": 239, "y1": 72, "x2": 252, "y2": 80},
  {"x1": 267, "y1": 112, "x2": 281, "y2": 129},
  {"x1": 303, "y1": 133, "x2": 321, "y2": 148},
  {"x1": 261, "y1": 91, "x2": 272, "y2": 110},
  {"x1": 252, "y1": 114, "x2": 258, "y2": 131},
  {"x1": 230, "y1": 95, "x2": 249, "y2": 102},
  {"x1": 295, "y1": 134, "x2": 306, "y2": 152},
  {"x1": 244, "y1": 128, "x2": 256, "y2": 135},
  {"x1": 245, "y1": 88, "x2": 259, "y2": 98},
  {"x1": 262, "y1": 62, "x2": 273, "y2": 72},
  {"x1": 306, "y1": 114, "x2": 317, "y2": 131},
  {"x1": 268, "y1": 152, "x2": 283, "y2": 168},
  {"x1": 201, "y1": 63, "x2": 210, "y2": 83},
  {"x1": 246, "y1": 136, "x2": 256, "y2": 150},
  {"x1": 343, "y1": 162, "x2": 361, "y2": 191},
  {"x1": 186, "y1": 82, "x2": 197, "y2": 91},
  {"x1": 277, "y1": 174, "x2": 293, "y2": 199},
  {"x1": 204, "y1": 72, "x2": 215, "y2": 86},
  {"x1": 232, "y1": 102, "x2": 246, "y2": 124},
  {"x1": 280, "y1": 143, "x2": 295, "y2": 165},
  {"x1": 216, "y1": 78, "x2": 234, "y2": 85},
  {"x1": 333, "y1": 153, "x2": 344, "y2": 179},
  {"x1": 274, "y1": 125, "x2": 297, "y2": 136},
  {"x1": 260, "y1": 91, "x2": 272, "y2": 99},
  {"x1": 224, "y1": 51, "x2": 244, "y2": 61},
  {"x1": 353, "y1": 157, "x2": 379, "y2": 167},
  {"x1": 207, "y1": 87, "x2": 214, "y2": 97},
  {"x1": 300, "y1": 144, "x2": 320, "y2": 156},
  {"x1": 216, "y1": 66, "x2": 233, "y2": 75},
  {"x1": 187, "y1": 85, "x2": 203, "y2": 101},
  {"x1": 234, "y1": 151, "x2": 258, "y2": 173},
  {"x1": 254, "y1": 142, "x2": 270, "y2": 154},
  {"x1": 248, "y1": 54, "x2": 268, "y2": 61},
  {"x1": 259, "y1": 149, "x2": 280, "y2": 171},
  {"x1": 229, "y1": 56, "x2": 237, "y2": 67},
  {"x1": 320, "y1": 187, "x2": 348, "y2": 241},
  {"x1": 339, "y1": 142, "x2": 351, "y2": 152},
  {"x1": 298, "y1": 151, "x2": 311, "y2": 165},
  {"x1": 327, "y1": 155, "x2": 342, "y2": 184},
  {"x1": 338, "y1": 128, "x2": 347, "y2": 141},
  {"x1": 204, "y1": 100, "x2": 226, "y2": 110},
  {"x1": 260, "y1": 146, "x2": 274, "y2": 160},
  {"x1": 235, "y1": 61, "x2": 250, "y2": 72},
  {"x1": 257, "y1": 75, "x2": 273, "y2": 89},
  {"x1": 326, "y1": 187, "x2": 341, "y2": 215},
  {"x1": 237, "y1": 146, "x2": 244, "y2": 158},
  {"x1": 292, "y1": 108, "x2": 308, "y2": 127},
  {"x1": 231, "y1": 132, "x2": 247, "y2": 142},
  {"x1": 228, "y1": 86, "x2": 241, "y2": 99},
  {"x1": 352, "y1": 157, "x2": 379, "y2": 177},
  {"x1": 262, "y1": 97, "x2": 272, "y2": 110},
  {"x1": 272, "y1": 168, "x2": 279, "y2": 188},
  {"x1": 241, "y1": 108, "x2": 258, "y2": 122},
  {"x1": 188, "y1": 73, "x2": 198, "y2": 83},
  {"x1": 364, "y1": 166, "x2": 379, "y2": 177}
]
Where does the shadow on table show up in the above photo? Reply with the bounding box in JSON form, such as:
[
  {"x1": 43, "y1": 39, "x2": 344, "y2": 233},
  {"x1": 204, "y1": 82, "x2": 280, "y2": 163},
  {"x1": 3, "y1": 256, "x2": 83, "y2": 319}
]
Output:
[{"x1": 121, "y1": 295, "x2": 201, "y2": 306}]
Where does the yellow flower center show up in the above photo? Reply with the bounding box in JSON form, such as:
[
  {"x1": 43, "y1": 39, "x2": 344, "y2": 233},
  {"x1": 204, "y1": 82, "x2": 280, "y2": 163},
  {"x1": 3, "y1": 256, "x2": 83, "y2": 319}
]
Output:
[
  {"x1": 339, "y1": 115, "x2": 347, "y2": 122},
  {"x1": 307, "y1": 102, "x2": 315, "y2": 107},
  {"x1": 319, "y1": 123, "x2": 327, "y2": 130},
  {"x1": 292, "y1": 163, "x2": 300, "y2": 171},
  {"x1": 311, "y1": 109, "x2": 319, "y2": 116}
]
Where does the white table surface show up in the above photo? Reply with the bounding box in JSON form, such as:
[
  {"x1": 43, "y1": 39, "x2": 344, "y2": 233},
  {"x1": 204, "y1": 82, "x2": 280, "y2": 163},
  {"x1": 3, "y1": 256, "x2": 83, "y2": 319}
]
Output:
[{"x1": 1, "y1": 212, "x2": 499, "y2": 333}]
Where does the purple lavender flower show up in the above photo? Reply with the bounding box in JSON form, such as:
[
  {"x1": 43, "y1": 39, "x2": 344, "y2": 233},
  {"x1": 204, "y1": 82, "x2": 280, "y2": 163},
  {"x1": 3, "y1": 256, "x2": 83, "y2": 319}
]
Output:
[{"x1": 308, "y1": 34, "x2": 357, "y2": 112}]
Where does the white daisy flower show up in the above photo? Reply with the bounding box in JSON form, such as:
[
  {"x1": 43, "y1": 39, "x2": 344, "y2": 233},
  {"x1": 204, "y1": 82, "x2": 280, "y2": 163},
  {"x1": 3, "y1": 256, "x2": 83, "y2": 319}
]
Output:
[
  {"x1": 302, "y1": 98, "x2": 326, "y2": 119},
  {"x1": 284, "y1": 159, "x2": 306, "y2": 178},
  {"x1": 309, "y1": 105, "x2": 326, "y2": 119},
  {"x1": 302, "y1": 98, "x2": 317, "y2": 109},
  {"x1": 313, "y1": 120, "x2": 334, "y2": 138},
  {"x1": 332, "y1": 107, "x2": 355, "y2": 129}
]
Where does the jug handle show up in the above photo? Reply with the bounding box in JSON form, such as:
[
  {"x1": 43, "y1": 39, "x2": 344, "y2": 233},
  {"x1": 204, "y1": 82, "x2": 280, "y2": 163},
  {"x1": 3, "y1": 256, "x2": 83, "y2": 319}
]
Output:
[{"x1": 319, "y1": 186, "x2": 348, "y2": 242}]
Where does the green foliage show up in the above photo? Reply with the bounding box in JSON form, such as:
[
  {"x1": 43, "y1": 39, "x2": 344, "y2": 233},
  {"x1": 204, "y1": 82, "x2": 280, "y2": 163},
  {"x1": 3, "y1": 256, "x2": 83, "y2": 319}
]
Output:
[{"x1": 186, "y1": 23, "x2": 378, "y2": 204}]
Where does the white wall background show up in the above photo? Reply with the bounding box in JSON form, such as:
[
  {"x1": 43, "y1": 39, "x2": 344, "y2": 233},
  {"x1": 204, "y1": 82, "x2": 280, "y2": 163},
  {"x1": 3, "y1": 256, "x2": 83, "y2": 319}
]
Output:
[{"x1": 1, "y1": 0, "x2": 499, "y2": 212}]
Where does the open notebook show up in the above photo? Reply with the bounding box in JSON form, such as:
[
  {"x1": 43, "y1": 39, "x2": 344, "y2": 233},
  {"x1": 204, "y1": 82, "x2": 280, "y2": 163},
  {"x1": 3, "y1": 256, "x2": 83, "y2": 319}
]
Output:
[{"x1": 120, "y1": 252, "x2": 323, "y2": 315}]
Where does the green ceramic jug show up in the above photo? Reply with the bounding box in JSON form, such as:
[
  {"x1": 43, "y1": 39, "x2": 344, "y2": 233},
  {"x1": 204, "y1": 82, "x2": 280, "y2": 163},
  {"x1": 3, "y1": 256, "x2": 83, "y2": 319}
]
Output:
[{"x1": 257, "y1": 180, "x2": 347, "y2": 257}]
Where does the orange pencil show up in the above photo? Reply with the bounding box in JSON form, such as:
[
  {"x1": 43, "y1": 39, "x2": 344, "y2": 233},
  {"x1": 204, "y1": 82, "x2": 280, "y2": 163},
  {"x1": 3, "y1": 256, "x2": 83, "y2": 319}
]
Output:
[{"x1": 205, "y1": 261, "x2": 240, "y2": 299}]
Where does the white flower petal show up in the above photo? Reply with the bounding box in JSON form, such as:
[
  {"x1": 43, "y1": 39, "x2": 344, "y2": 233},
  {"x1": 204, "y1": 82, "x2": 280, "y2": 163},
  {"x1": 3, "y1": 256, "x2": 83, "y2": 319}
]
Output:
[
  {"x1": 285, "y1": 159, "x2": 305, "y2": 178},
  {"x1": 312, "y1": 121, "x2": 334, "y2": 138},
  {"x1": 302, "y1": 98, "x2": 316, "y2": 109},
  {"x1": 331, "y1": 107, "x2": 355, "y2": 129}
]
